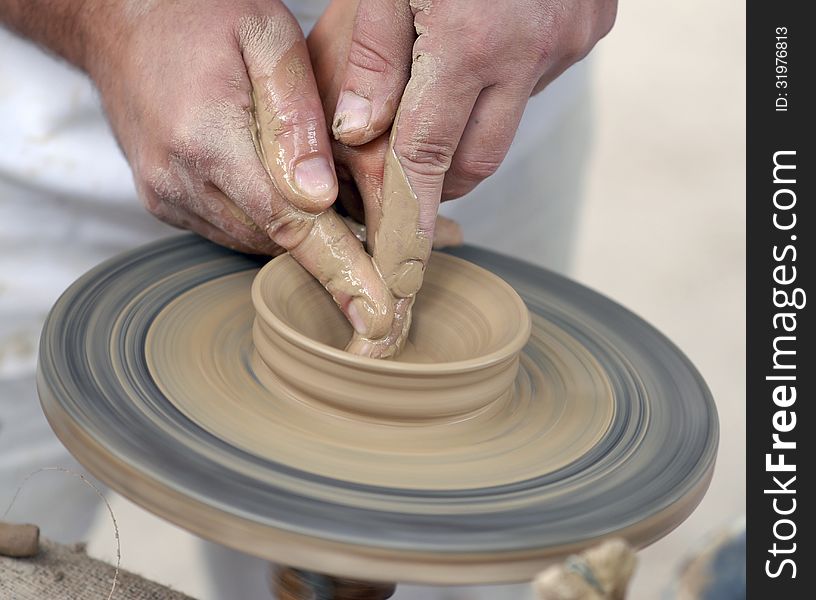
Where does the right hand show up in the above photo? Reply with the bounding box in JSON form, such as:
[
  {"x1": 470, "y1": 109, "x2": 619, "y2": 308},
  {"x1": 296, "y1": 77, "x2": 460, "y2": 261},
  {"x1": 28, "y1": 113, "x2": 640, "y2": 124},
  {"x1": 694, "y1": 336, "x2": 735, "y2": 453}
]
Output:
[
  {"x1": 308, "y1": 0, "x2": 463, "y2": 357},
  {"x1": 83, "y1": 0, "x2": 394, "y2": 340}
]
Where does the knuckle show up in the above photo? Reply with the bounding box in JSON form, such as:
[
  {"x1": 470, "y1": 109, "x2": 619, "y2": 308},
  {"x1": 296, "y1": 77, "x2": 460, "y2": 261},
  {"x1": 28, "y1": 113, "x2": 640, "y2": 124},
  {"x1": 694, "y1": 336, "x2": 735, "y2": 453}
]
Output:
[
  {"x1": 265, "y1": 88, "x2": 324, "y2": 139},
  {"x1": 264, "y1": 205, "x2": 316, "y2": 250},
  {"x1": 567, "y1": 21, "x2": 595, "y2": 62},
  {"x1": 531, "y1": 31, "x2": 558, "y2": 67},
  {"x1": 527, "y1": 6, "x2": 601, "y2": 68},
  {"x1": 395, "y1": 139, "x2": 455, "y2": 178},
  {"x1": 140, "y1": 167, "x2": 177, "y2": 210},
  {"x1": 456, "y1": 45, "x2": 490, "y2": 75},
  {"x1": 459, "y1": 31, "x2": 497, "y2": 73},
  {"x1": 598, "y1": 3, "x2": 618, "y2": 39},
  {"x1": 275, "y1": 85, "x2": 311, "y2": 113},
  {"x1": 140, "y1": 193, "x2": 180, "y2": 227},
  {"x1": 347, "y1": 29, "x2": 392, "y2": 75},
  {"x1": 524, "y1": 5, "x2": 577, "y2": 69},
  {"x1": 526, "y1": 10, "x2": 559, "y2": 58},
  {"x1": 141, "y1": 161, "x2": 185, "y2": 207},
  {"x1": 142, "y1": 193, "x2": 166, "y2": 218},
  {"x1": 168, "y1": 133, "x2": 215, "y2": 172},
  {"x1": 413, "y1": 35, "x2": 482, "y2": 83},
  {"x1": 442, "y1": 177, "x2": 477, "y2": 201},
  {"x1": 455, "y1": 155, "x2": 503, "y2": 182}
]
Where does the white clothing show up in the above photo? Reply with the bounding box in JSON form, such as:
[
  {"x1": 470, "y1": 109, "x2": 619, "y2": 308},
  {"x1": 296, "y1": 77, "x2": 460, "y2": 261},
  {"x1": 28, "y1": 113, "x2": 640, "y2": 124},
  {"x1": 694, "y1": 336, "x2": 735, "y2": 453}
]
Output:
[{"x1": 0, "y1": 2, "x2": 591, "y2": 598}]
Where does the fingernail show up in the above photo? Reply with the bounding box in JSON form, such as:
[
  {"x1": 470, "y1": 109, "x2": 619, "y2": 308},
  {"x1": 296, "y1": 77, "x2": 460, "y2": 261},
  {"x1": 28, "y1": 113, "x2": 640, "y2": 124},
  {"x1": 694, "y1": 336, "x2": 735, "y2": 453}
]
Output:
[
  {"x1": 332, "y1": 92, "x2": 372, "y2": 137},
  {"x1": 294, "y1": 156, "x2": 336, "y2": 199},
  {"x1": 347, "y1": 297, "x2": 374, "y2": 337}
]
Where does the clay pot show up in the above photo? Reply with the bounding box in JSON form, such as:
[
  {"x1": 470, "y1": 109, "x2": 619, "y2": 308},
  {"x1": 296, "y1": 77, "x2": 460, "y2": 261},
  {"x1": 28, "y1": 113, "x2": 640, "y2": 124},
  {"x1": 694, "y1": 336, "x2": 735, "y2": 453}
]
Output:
[{"x1": 251, "y1": 252, "x2": 532, "y2": 422}]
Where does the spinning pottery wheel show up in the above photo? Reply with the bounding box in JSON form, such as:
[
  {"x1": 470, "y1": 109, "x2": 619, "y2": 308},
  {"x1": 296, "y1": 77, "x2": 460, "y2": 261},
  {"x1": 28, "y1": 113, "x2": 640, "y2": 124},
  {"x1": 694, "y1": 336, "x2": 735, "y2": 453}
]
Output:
[{"x1": 38, "y1": 235, "x2": 718, "y2": 589}]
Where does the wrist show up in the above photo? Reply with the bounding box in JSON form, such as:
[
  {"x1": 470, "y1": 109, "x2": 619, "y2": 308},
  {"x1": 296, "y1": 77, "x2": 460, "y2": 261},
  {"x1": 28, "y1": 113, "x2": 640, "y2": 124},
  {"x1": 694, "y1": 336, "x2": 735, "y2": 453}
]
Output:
[
  {"x1": 73, "y1": 1, "x2": 131, "y2": 82},
  {"x1": 0, "y1": 0, "x2": 121, "y2": 75}
]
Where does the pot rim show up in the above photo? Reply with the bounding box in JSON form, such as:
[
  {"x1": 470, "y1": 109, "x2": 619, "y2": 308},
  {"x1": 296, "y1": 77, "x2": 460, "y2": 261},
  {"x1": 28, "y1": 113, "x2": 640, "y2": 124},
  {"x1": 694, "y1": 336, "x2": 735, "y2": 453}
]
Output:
[{"x1": 251, "y1": 252, "x2": 532, "y2": 376}]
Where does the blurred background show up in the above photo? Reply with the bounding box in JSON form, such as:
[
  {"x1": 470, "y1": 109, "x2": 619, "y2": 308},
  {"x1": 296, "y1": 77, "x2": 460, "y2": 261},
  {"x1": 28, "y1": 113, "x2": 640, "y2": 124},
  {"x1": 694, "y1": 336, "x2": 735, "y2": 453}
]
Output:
[
  {"x1": 5, "y1": 0, "x2": 744, "y2": 597},
  {"x1": 573, "y1": 0, "x2": 745, "y2": 595}
]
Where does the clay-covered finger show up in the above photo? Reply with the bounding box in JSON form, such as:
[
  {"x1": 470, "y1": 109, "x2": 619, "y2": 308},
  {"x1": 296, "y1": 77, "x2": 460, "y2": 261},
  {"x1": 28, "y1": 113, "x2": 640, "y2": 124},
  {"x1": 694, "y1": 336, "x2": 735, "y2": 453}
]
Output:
[
  {"x1": 224, "y1": 162, "x2": 395, "y2": 338},
  {"x1": 335, "y1": 135, "x2": 462, "y2": 251},
  {"x1": 346, "y1": 296, "x2": 413, "y2": 359},
  {"x1": 331, "y1": 0, "x2": 415, "y2": 146},
  {"x1": 373, "y1": 47, "x2": 481, "y2": 298},
  {"x1": 287, "y1": 209, "x2": 394, "y2": 340},
  {"x1": 238, "y1": 9, "x2": 338, "y2": 213},
  {"x1": 211, "y1": 147, "x2": 394, "y2": 339}
]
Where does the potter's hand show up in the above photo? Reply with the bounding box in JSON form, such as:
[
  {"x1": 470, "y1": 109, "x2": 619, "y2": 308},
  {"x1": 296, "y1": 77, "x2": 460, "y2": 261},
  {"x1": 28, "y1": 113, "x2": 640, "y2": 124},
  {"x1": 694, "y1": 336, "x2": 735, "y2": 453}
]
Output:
[
  {"x1": 309, "y1": 0, "x2": 463, "y2": 358},
  {"x1": 329, "y1": 0, "x2": 616, "y2": 273},
  {"x1": 307, "y1": 1, "x2": 463, "y2": 252},
  {"x1": 0, "y1": 0, "x2": 395, "y2": 340}
]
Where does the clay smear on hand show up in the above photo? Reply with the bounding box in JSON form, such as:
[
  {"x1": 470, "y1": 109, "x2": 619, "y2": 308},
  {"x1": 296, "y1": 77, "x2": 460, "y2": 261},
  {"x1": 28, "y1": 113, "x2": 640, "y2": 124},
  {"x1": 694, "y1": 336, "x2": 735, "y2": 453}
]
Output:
[
  {"x1": 242, "y1": 15, "x2": 432, "y2": 358},
  {"x1": 243, "y1": 16, "x2": 394, "y2": 341},
  {"x1": 346, "y1": 47, "x2": 439, "y2": 358},
  {"x1": 346, "y1": 145, "x2": 432, "y2": 359}
]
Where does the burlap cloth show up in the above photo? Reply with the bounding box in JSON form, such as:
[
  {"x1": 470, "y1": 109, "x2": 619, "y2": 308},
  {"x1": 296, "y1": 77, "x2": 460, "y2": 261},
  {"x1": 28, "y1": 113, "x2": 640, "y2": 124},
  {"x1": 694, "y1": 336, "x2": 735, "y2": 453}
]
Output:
[{"x1": 0, "y1": 538, "x2": 194, "y2": 599}]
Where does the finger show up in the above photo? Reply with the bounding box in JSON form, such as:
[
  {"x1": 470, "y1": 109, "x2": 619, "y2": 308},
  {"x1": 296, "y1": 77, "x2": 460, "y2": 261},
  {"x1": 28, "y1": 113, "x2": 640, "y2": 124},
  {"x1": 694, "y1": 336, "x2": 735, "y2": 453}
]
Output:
[
  {"x1": 337, "y1": 133, "x2": 389, "y2": 248},
  {"x1": 287, "y1": 209, "x2": 395, "y2": 340},
  {"x1": 441, "y1": 83, "x2": 527, "y2": 200},
  {"x1": 307, "y1": 0, "x2": 351, "y2": 119},
  {"x1": 331, "y1": 0, "x2": 415, "y2": 146},
  {"x1": 337, "y1": 178, "x2": 464, "y2": 250},
  {"x1": 307, "y1": 0, "x2": 391, "y2": 259},
  {"x1": 143, "y1": 165, "x2": 282, "y2": 254},
  {"x1": 213, "y1": 153, "x2": 394, "y2": 340},
  {"x1": 373, "y1": 50, "x2": 481, "y2": 299},
  {"x1": 346, "y1": 296, "x2": 413, "y2": 359},
  {"x1": 236, "y1": 11, "x2": 393, "y2": 337},
  {"x1": 238, "y1": 10, "x2": 338, "y2": 213},
  {"x1": 530, "y1": 0, "x2": 618, "y2": 96}
]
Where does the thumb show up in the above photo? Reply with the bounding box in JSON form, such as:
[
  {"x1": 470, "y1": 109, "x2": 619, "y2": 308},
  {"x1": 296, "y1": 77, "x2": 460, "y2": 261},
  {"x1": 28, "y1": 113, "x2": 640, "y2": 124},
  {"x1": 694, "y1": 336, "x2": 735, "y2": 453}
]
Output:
[
  {"x1": 239, "y1": 10, "x2": 338, "y2": 213},
  {"x1": 331, "y1": 0, "x2": 415, "y2": 146}
]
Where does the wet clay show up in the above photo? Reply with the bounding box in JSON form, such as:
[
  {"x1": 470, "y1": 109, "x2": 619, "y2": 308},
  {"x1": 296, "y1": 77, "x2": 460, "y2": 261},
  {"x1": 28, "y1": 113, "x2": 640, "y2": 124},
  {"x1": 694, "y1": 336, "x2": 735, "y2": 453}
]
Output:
[
  {"x1": 274, "y1": 567, "x2": 396, "y2": 600},
  {"x1": 251, "y1": 252, "x2": 531, "y2": 421},
  {"x1": 248, "y1": 32, "x2": 433, "y2": 357},
  {"x1": 146, "y1": 269, "x2": 609, "y2": 488},
  {"x1": 345, "y1": 146, "x2": 433, "y2": 358},
  {"x1": 146, "y1": 254, "x2": 603, "y2": 491},
  {"x1": 38, "y1": 236, "x2": 719, "y2": 585}
]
